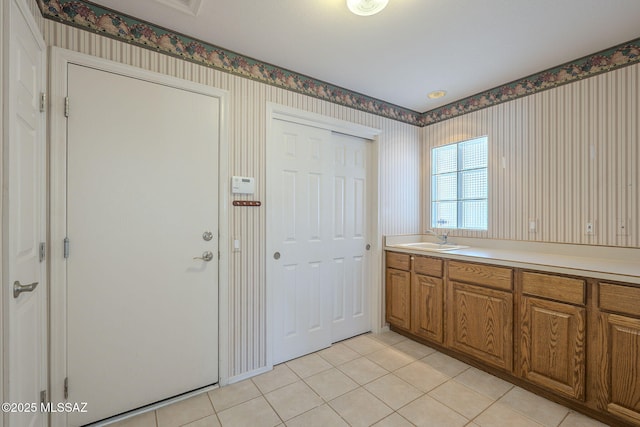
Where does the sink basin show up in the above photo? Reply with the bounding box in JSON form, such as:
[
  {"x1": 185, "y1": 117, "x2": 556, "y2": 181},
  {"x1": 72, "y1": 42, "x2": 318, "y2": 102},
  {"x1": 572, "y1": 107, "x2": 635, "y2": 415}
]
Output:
[{"x1": 390, "y1": 242, "x2": 469, "y2": 252}]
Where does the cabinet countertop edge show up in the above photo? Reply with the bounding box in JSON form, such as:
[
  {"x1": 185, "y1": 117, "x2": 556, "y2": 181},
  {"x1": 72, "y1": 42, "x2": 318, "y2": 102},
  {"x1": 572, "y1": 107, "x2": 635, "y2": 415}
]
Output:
[{"x1": 384, "y1": 245, "x2": 640, "y2": 286}]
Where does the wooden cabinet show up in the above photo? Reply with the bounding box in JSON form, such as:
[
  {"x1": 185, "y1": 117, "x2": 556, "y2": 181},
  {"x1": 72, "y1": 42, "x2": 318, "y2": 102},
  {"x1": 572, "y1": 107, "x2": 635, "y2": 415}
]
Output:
[
  {"x1": 448, "y1": 280, "x2": 513, "y2": 371},
  {"x1": 595, "y1": 282, "x2": 640, "y2": 425},
  {"x1": 447, "y1": 261, "x2": 514, "y2": 371},
  {"x1": 385, "y1": 252, "x2": 444, "y2": 340},
  {"x1": 521, "y1": 297, "x2": 586, "y2": 400},
  {"x1": 412, "y1": 270, "x2": 444, "y2": 343},
  {"x1": 520, "y1": 272, "x2": 586, "y2": 401},
  {"x1": 385, "y1": 267, "x2": 411, "y2": 330},
  {"x1": 385, "y1": 253, "x2": 411, "y2": 330},
  {"x1": 383, "y1": 249, "x2": 640, "y2": 426},
  {"x1": 385, "y1": 255, "x2": 513, "y2": 370}
]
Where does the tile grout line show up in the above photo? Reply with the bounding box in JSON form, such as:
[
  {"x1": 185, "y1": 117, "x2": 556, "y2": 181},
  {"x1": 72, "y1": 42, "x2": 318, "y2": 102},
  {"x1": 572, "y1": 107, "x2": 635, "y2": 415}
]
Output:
[
  {"x1": 260, "y1": 357, "x2": 371, "y2": 427},
  {"x1": 293, "y1": 335, "x2": 398, "y2": 426},
  {"x1": 372, "y1": 356, "x2": 503, "y2": 425},
  {"x1": 260, "y1": 387, "x2": 286, "y2": 426},
  {"x1": 465, "y1": 390, "x2": 549, "y2": 427},
  {"x1": 202, "y1": 390, "x2": 223, "y2": 427},
  {"x1": 265, "y1": 337, "x2": 459, "y2": 425},
  {"x1": 258, "y1": 369, "x2": 302, "y2": 426},
  {"x1": 467, "y1": 397, "x2": 503, "y2": 425},
  {"x1": 555, "y1": 411, "x2": 571, "y2": 427},
  {"x1": 473, "y1": 378, "x2": 513, "y2": 423}
]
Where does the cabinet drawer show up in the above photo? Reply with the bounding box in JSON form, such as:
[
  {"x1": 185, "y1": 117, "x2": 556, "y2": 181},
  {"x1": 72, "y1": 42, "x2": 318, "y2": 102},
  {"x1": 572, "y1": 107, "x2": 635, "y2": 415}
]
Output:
[
  {"x1": 386, "y1": 252, "x2": 410, "y2": 271},
  {"x1": 522, "y1": 271, "x2": 585, "y2": 306},
  {"x1": 448, "y1": 261, "x2": 513, "y2": 291},
  {"x1": 414, "y1": 256, "x2": 443, "y2": 277},
  {"x1": 599, "y1": 283, "x2": 640, "y2": 317}
]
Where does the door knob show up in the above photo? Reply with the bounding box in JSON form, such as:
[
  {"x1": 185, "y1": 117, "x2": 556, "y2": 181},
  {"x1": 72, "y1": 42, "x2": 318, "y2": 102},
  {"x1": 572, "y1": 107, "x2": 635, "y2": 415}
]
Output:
[
  {"x1": 193, "y1": 251, "x2": 214, "y2": 262},
  {"x1": 13, "y1": 281, "x2": 39, "y2": 299},
  {"x1": 273, "y1": 252, "x2": 281, "y2": 260}
]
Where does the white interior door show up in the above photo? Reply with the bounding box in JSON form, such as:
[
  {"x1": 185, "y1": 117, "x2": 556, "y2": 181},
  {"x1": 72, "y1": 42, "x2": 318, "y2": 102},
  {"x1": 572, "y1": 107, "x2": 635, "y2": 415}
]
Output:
[
  {"x1": 65, "y1": 64, "x2": 219, "y2": 425},
  {"x1": 4, "y1": 1, "x2": 47, "y2": 426},
  {"x1": 330, "y1": 133, "x2": 371, "y2": 342},
  {"x1": 270, "y1": 120, "x2": 334, "y2": 364},
  {"x1": 269, "y1": 119, "x2": 371, "y2": 364}
]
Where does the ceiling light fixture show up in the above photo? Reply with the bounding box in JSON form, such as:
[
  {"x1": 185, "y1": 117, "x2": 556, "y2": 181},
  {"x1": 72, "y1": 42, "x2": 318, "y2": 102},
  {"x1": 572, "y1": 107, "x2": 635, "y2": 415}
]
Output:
[
  {"x1": 428, "y1": 90, "x2": 447, "y2": 99},
  {"x1": 347, "y1": 0, "x2": 389, "y2": 16}
]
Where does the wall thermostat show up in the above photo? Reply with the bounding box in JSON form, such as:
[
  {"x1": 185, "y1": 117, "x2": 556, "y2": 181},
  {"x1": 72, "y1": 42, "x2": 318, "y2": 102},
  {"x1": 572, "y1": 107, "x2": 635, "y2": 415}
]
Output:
[{"x1": 231, "y1": 176, "x2": 255, "y2": 194}]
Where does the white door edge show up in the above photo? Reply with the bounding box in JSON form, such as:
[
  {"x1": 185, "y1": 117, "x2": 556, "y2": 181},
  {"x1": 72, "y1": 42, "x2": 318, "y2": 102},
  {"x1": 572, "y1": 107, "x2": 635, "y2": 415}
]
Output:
[
  {"x1": 2, "y1": 5, "x2": 8, "y2": 427},
  {"x1": 1, "y1": 0, "x2": 4, "y2": 418},
  {"x1": 2, "y1": 1, "x2": 47, "y2": 426},
  {"x1": 265, "y1": 102, "x2": 382, "y2": 369},
  {"x1": 49, "y1": 47, "x2": 230, "y2": 427}
]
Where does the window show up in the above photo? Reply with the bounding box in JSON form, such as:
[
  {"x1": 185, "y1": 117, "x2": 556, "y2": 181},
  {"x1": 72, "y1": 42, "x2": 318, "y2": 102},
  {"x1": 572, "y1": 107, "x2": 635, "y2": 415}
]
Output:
[{"x1": 431, "y1": 136, "x2": 488, "y2": 230}]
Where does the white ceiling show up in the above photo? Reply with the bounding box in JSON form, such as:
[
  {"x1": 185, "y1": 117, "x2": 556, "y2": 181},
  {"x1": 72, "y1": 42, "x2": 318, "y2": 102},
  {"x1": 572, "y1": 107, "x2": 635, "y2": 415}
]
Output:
[{"x1": 88, "y1": 0, "x2": 640, "y2": 112}]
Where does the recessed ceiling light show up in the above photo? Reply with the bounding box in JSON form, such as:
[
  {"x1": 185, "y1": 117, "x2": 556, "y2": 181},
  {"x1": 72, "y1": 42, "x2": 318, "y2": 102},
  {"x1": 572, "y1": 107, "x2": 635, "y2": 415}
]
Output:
[
  {"x1": 428, "y1": 90, "x2": 447, "y2": 99},
  {"x1": 347, "y1": 0, "x2": 389, "y2": 16}
]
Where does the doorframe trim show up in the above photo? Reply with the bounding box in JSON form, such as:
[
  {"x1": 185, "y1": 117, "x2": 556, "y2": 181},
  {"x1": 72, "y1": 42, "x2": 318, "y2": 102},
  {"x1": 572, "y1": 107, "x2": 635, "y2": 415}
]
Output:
[
  {"x1": 264, "y1": 103, "x2": 382, "y2": 371},
  {"x1": 49, "y1": 47, "x2": 230, "y2": 426}
]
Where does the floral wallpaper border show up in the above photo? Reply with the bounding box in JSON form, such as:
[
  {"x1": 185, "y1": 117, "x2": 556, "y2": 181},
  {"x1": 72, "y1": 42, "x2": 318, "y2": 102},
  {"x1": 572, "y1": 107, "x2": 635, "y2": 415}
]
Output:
[
  {"x1": 423, "y1": 40, "x2": 640, "y2": 125},
  {"x1": 35, "y1": 0, "x2": 423, "y2": 125},
  {"x1": 36, "y1": 0, "x2": 640, "y2": 127}
]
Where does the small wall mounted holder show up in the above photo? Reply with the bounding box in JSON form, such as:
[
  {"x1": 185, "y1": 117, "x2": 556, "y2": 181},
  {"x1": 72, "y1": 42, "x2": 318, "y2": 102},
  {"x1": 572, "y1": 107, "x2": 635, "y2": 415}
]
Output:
[{"x1": 233, "y1": 201, "x2": 261, "y2": 207}]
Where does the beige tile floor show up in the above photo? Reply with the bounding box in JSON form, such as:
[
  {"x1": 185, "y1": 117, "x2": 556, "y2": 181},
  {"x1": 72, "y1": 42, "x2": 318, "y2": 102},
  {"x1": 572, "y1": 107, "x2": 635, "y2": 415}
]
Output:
[{"x1": 110, "y1": 331, "x2": 609, "y2": 427}]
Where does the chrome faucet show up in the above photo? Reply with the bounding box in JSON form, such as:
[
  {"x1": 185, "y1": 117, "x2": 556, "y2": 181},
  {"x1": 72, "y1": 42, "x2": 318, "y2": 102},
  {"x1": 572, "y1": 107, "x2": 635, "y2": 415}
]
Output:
[
  {"x1": 437, "y1": 232, "x2": 449, "y2": 244},
  {"x1": 425, "y1": 229, "x2": 449, "y2": 244}
]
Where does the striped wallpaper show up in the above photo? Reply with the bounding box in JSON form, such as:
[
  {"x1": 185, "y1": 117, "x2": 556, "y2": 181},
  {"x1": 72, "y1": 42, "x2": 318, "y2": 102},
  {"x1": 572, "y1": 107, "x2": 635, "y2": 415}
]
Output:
[
  {"x1": 30, "y1": 1, "x2": 638, "y2": 381},
  {"x1": 422, "y1": 63, "x2": 639, "y2": 248},
  {"x1": 36, "y1": 17, "x2": 421, "y2": 378}
]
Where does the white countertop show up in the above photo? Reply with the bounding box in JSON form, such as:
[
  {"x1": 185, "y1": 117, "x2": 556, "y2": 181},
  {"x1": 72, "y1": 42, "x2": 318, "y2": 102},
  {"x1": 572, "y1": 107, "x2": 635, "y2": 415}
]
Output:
[{"x1": 384, "y1": 235, "x2": 640, "y2": 285}]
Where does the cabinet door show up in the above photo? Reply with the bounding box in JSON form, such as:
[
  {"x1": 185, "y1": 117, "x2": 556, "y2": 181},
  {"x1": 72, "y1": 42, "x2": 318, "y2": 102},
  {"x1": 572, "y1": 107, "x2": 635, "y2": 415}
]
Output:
[
  {"x1": 386, "y1": 268, "x2": 411, "y2": 330},
  {"x1": 412, "y1": 274, "x2": 444, "y2": 343},
  {"x1": 448, "y1": 281, "x2": 513, "y2": 371},
  {"x1": 596, "y1": 313, "x2": 640, "y2": 425},
  {"x1": 521, "y1": 297, "x2": 585, "y2": 400}
]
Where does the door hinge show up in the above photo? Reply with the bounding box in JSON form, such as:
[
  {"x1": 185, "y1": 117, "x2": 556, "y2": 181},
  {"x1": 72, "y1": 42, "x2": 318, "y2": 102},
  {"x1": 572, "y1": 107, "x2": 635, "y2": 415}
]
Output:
[
  {"x1": 40, "y1": 92, "x2": 47, "y2": 113},
  {"x1": 64, "y1": 96, "x2": 70, "y2": 117},
  {"x1": 40, "y1": 390, "x2": 47, "y2": 405},
  {"x1": 63, "y1": 237, "x2": 70, "y2": 259},
  {"x1": 64, "y1": 377, "x2": 68, "y2": 400},
  {"x1": 39, "y1": 242, "x2": 46, "y2": 262}
]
